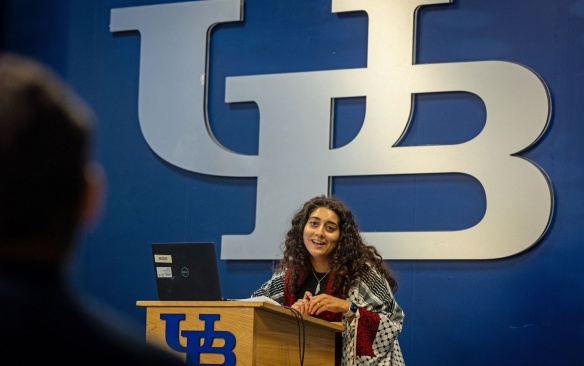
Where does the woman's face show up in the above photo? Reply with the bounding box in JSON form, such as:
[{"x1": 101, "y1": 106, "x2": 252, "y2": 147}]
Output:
[{"x1": 303, "y1": 206, "x2": 340, "y2": 263}]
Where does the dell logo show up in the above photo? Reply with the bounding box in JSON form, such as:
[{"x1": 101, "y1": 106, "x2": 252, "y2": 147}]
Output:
[{"x1": 181, "y1": 267, "x2": 190, "y2": 278}]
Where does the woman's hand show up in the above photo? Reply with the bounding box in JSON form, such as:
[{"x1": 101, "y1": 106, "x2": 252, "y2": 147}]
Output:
[
  {"x1": 291, "y1": 291, "x2": 314, "y2": 314},
  {"x1": 307, "y1": 294, "x2": 351, "y2": 316}
]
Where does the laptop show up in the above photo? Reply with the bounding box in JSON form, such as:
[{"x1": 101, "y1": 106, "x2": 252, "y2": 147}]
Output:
[{"x1": 151, "y1": 242, "x2": 223, "y2": 301}]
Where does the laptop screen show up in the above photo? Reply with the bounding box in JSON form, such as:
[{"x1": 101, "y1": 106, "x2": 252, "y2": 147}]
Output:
[{"x1": 151, "y1": 242, "x2": 223, "y2": 301}]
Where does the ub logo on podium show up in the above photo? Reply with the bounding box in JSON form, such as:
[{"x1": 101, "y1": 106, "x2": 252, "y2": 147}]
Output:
[
  {"x1": 110, "y1": 0, "x2": 553, "y2": 260},
  {"x1": 161, "y1": 313, "x2": 236, "y2": 366}
]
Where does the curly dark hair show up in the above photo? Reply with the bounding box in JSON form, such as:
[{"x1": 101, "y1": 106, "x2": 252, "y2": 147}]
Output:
[{"x1": 275, "y1": 195, "x2": 398, "y2": 297}]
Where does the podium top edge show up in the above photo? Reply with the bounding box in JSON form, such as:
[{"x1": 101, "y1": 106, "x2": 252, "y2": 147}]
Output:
[
  {"x1": 135, "y1": 300, "x2": 345, "y2": 331},
  {"x1": 136, "y1": 300, "x2": 266, "y2": 307}
]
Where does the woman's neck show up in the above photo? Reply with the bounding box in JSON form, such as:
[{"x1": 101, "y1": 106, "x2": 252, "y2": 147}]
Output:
[{"x1": 310, "y1": 259, "x2": 329, "y2": 273}]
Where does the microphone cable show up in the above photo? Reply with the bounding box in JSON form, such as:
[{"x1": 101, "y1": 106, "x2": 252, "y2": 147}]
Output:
[{"x1": 283, "y1": 306, "x2": 305, "y2": 366}]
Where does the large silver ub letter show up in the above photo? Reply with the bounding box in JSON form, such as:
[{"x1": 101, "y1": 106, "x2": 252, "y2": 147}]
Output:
[
  {"x1": 110, "y1": 0, "x2": 252, "y2": 175},
  {"x1": 111, "y1": 0, "x2": 553, "y2": 260}
]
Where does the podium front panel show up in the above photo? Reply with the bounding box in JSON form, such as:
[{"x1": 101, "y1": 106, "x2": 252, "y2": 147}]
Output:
[{"x1": 137, "y1": 301, "x2": 343, "y2": 366}]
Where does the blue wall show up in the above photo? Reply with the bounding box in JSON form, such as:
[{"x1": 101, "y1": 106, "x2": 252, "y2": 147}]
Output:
[{"x1": 3, "y1": 0, "x2": 583, "y2": 365}]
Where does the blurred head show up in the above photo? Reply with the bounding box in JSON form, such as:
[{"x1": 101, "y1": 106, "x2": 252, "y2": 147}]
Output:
[{"x1": 0, "y1": 52, "x2": 104, "y2": 262}]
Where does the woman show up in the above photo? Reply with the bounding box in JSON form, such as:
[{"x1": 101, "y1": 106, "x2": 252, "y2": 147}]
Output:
[{"x1": 252, "y1": 195, "x2": 405, "y2": 365}]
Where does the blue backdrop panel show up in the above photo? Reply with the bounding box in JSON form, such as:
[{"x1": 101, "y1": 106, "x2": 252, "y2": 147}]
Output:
[{"x1": 1, "y1": 0, "x2": 582, "y2": 365}]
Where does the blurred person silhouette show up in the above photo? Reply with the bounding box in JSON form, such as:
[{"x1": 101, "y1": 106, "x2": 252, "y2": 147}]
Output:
[
  {"x1": 252, "y1": 195, "x2": 405, "y2": 365},
  {"x1": 0, "y1": 52, "x2": 185, "y2": 364}
]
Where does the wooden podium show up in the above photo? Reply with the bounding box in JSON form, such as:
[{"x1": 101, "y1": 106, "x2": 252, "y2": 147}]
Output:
[{"x1": 136, "y1": 300, "x2": 344, "y2": 366}]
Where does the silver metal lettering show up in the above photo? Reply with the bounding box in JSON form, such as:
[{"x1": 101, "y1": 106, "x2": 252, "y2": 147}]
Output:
[{"x1": 110, "y1": 0, "x2": 553, "y2": 260}]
